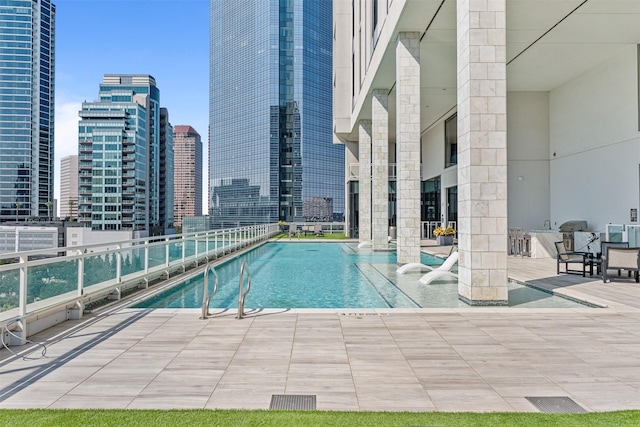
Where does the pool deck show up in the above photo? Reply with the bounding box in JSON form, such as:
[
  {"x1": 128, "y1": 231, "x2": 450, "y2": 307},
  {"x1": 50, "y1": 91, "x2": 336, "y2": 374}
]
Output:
[{"x1": 1, "y1": 240, "x2": 640, "y2": 412}]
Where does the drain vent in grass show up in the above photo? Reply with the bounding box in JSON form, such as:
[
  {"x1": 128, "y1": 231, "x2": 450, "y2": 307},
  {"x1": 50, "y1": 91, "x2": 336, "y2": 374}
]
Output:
[
  {"x1": 270, "y1": 394, "x2": 316, "y2": 410},
  {"x1": 525, "y1": 396, "x2": 587, "y2": 413}
]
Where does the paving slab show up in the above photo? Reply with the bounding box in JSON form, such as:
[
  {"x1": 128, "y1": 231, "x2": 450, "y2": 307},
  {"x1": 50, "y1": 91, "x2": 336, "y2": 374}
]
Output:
[{"x1": 2, "y1": 251, "x2": 640, "y2": 412}]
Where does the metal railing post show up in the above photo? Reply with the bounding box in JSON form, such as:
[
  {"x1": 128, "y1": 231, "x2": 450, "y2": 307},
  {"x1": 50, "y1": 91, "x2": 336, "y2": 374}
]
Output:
[
  {"x1": 237, "y1": 261, "x2": 251, "y2": 319},
  {"x1": 144, "y1": 243, "x2": 149, "y2": 276},
  {"x1": 77, "y1": 249, "x2": 84, "y2": 296},
  {"x1": 116, "y1": 243, "x2": 122, "y2": 283},
  {"x1": 165, "y1": 237, "x2": 170, "y2": 267},
  {"x1": 200, "y1": 263, "x2": 219, "y2": 320},
  {"x1": 18, "y1": 254, "x2": 27, "y2": 317}
]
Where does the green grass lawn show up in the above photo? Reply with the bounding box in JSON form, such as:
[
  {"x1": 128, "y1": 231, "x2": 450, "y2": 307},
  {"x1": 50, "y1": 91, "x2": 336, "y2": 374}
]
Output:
[{"x1": 1, "y1": 409, "x2": 639, "y2": 427}]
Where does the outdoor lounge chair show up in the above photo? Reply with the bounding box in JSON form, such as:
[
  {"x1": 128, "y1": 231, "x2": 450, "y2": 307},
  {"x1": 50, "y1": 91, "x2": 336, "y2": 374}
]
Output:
[
  {"x1": 554, "y1": 241, "x2": 588, "y2": 277},
  {"x1": 396, "y1": 250, "x2": 458, "y2": 275},
  {"x1": 594, "y1": 241, "x2": 629, "y2": 276},
  {"x1": 418, "y1": 251, "x2": 459, "y2": 284},
  {"x1": 601, "y1": 246, "x2": 640, "y2": 283}
]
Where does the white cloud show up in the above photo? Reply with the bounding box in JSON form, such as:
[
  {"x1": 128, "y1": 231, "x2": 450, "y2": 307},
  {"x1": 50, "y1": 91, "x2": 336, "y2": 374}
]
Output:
[{"x1": 54, "y1": 100, "x2": 81, "y2": 216}]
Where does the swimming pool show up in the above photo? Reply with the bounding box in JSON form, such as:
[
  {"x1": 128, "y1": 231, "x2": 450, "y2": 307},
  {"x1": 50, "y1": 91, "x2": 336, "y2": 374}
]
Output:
[{"x1": 133, "y1": 242, "x2": 593, "y2": 309}]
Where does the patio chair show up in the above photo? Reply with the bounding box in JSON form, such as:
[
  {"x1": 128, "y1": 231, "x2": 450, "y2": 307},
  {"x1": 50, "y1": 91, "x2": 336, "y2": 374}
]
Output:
[
  {"x1": 554, "y1": 241, "x2": 588, "y2": 277},
  {"x1": 597, "y1": 241, "x2": 629, "y2": 277},
  {"x1": 601, "y1": 246, "x2": 640, "y2": 283},
  {"x1": 288, "y1": 223, "x2": 301, "y2": 239},
  {"x1": 418, "y1": 251, "x2": 459, "y2": 284},
  {"x1": 508, "y1": 227, "x2": 527, "y2": 256}
]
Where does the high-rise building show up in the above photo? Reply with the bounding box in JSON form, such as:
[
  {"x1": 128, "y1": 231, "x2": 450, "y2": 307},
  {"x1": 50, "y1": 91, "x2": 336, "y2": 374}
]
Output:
[
  {"x1": 159, "y1": 108, "x2": 174, "y2": 232},
  {"x1": 59, "y1": 155, "x2": 78, "y2": 219},
  {"x1": 78, "y1": 74, "x2": 172, "y2": 235},
  {"x1": 0, "y1": 0, "x2": 55, "y2": 222},
  {"x1": 172, "y1": 125, "x2": 202, "y2": 228},
  {"x1": 209, "y1": 1, "x2": 343, "y2": 228}
]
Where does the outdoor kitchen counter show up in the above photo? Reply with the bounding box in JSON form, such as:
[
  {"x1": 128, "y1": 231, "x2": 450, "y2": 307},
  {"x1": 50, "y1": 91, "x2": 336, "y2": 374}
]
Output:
[{"x1": 528, "y1": 230, "x2": 562, "y2": 258}]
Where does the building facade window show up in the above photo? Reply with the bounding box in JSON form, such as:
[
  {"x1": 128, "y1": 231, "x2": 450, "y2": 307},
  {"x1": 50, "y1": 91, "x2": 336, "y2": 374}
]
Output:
[
  {"x1": 421, "y1": 177, "x2": 441, "y2": 221},
  {"x1": 348, "y1": 181, "x2": 359, "y2": 237},
  {"x1": 447, "y1": 186, "x2": 458, "y2": 223},
  {"x1": 445, "y1": 113, "x2": 457, "y2": 168}
]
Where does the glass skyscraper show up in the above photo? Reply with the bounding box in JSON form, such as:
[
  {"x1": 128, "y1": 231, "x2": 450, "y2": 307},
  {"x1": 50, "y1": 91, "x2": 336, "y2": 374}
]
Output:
[
  {"x1": 209, "y1": 0, "x2": 343, "y2": 228},
  {"x1": 0, "y1": 0, "x2": 55, "y2": 222}
]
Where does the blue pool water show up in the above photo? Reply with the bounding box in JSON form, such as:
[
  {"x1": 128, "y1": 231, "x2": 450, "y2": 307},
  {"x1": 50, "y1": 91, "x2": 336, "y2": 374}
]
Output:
[{"x1": 133, "y1": 242, "x2": 593, "y2": 309}]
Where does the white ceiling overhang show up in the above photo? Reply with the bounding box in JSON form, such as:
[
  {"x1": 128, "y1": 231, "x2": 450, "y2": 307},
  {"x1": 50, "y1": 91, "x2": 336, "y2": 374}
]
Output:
[{"x1": 347, "y1": 0, "x2": 640, "y2": 140}]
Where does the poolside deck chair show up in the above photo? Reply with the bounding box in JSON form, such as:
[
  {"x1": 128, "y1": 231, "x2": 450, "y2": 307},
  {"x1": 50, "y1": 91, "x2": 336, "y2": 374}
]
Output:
[
  {"x1": 419, "y1": 269, "x2": 458, "y2": 285},
  {"x1": 555, "y1": 241, "x2": 588, "y2": 277},
  {"x1": 418, "y1": 251, "x2": 459, "y2": 284},
  {"x1": 602, "y1": 246, "x2": 640, "y2": 283},
  {"x1": 396, "y1": 250, "x2": 458, "y2": 275},
  {"x1": 596, "y1": 241, "x2": 629, "y2": 276}
]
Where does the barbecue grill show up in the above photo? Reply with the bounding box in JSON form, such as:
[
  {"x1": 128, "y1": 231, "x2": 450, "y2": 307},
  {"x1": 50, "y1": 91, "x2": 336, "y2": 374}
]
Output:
[{"x1": 559, "y1": 220, "x2": 587, "y2": 252}]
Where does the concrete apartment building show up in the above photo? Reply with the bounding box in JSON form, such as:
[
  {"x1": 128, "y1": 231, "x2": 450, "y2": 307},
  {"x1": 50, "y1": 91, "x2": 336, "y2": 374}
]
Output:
[
  {"x1": 333, "y1": 0, "x2": 640, "y2": 305},
  {"x1": 59, "y1": 155, "x2": 78, "y2": 219},
  {"x1": 172, "y1": 125, "x2": 202, "y2": 228}
]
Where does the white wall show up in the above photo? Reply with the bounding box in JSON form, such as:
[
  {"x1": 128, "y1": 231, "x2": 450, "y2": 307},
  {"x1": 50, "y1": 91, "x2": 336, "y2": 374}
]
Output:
[
  {"x1": 421, "y1": 123, "x2": 445, "y2": 181},
  {"x1": 549, "y1": 45, "x2": 640, "y2": 233},
  {"x1": 507, "y1": 92, "x2": 551, "y2": 231},
  {"x1": 66, "y1": 228, "x2": 134, "y2": 252}
]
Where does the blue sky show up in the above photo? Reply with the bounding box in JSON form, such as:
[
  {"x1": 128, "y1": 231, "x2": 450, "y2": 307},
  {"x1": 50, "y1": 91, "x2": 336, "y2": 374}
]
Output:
[{"x1": 54, "y1": 0, "x2": 210, "y2": 213}]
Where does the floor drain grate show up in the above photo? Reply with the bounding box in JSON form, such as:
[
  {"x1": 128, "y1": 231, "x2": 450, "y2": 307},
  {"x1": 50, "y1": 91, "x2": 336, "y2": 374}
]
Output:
[
  {"x1": 270, "y1": 394, "x2": 316, "y2": 410},
  {"x1": 525, "y1": 396, "x2": 587, "y2": 413}
]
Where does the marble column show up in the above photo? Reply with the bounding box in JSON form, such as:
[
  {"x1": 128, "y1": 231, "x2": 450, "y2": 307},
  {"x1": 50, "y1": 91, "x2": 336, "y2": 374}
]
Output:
[
  {"x1": 358, "y1": 120, "x2": 372, "y2": 243},
  {"x1": 396, "y1": 32, "x2": 422, "y2": 264},
  {"x1": 372, "y1": 89, "x2": 389, "y2": 250},
  {"x1": 456, "y1": 0, "x2": 508, "y2": 305}
]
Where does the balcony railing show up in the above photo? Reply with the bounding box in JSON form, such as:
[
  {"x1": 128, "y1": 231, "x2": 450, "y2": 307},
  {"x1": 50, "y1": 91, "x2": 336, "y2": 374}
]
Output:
[
  {"x1": 0, "y1": 224, "x2": 279, "y2": 345},
  {"x1": 420, "y1": 221, "x2": 457, "y2": 239}
]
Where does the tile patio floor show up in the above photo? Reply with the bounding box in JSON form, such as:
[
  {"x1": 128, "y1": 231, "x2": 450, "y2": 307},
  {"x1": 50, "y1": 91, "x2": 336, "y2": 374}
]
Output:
[{"x1": 1, "y1": 242, "x2": 640, "y2": 412}]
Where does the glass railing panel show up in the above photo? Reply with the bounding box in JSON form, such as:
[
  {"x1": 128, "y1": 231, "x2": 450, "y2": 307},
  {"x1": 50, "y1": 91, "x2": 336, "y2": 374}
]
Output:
[
  {"x1": 184, "y1": 240, "x2": 196, "y2": 259},
  {"x1": 0, "y1": 264, "x2": 19, "y2": 313},
  {"x1": 84, "y1": 253, "x2": 117, "y2": 288},
  {"x1": 121, "y1": 247, "x2": 145, "y2": 277},
  {"x1": 168, "y1": 241, "x2": 183, "y2": 263},
  {"x1": 148, "y1": 245, "x2": 166, "y2": 269},
  {"x1": 27, "y1": 259, "x2": 78, "y2": 303},
  {"x1": 208, "y1": 237, "x2": 218, "y2": 253},
  {"x1": 197, "y1": 239, "x2": 207, "y2": 256}
]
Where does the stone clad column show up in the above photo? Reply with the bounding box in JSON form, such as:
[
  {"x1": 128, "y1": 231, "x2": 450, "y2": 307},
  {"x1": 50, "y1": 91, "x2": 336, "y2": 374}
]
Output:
[
  {"x1": 372, "y1": 89, "x2": 389, "y2": 250},
  {"x1": 456, "y1": 0, "x2": 508, "y2": 305},
  {"x1": 358, "y1": 120, "x2": 372, "y2": 243},
  {"x1": 396, "y1": 32, "x2": 421, "y2": 264}
]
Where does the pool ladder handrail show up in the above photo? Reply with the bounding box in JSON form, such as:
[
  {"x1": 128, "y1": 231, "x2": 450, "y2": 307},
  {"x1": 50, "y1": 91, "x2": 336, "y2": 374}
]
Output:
[
  {"x1": 200, "y1": 262, "x2": 219, "y2": 319},
  {"x1": 237, "y1": 261, "x2": 251, "y2": 319}
]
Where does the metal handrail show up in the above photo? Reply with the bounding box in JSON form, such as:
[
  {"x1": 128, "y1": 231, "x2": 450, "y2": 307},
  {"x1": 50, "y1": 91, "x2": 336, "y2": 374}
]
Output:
[
  {"x1": 200, "y1": 262, "x2": 219, "y2": 319},
  {"x1": 237, "y1": 261, "x2": 252, "y2": 319}
]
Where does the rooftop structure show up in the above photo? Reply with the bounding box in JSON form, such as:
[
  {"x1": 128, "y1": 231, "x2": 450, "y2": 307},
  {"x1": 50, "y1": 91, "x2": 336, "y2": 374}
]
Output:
[{"x1": 334, "y1": 0, "x2": 640, "y2": 304}]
